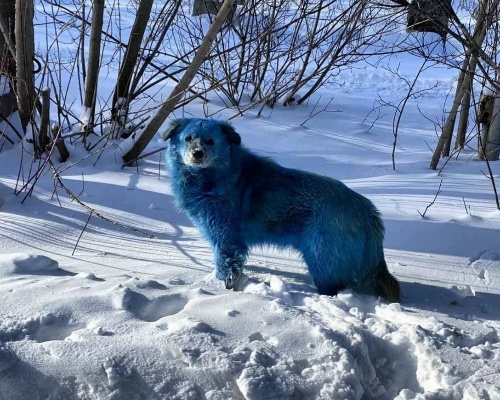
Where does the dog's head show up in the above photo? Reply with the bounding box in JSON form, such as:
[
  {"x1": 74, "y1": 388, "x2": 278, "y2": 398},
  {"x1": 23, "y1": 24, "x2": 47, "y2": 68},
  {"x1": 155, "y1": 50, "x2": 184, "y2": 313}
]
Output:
[{"x1": 163, "y1": 118, "x2": 241, "y2": 169}]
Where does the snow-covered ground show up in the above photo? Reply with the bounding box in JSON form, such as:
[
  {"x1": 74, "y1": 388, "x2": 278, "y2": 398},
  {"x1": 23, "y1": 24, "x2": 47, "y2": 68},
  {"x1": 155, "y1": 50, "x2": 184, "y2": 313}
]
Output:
[{"x1": 1, "y1": 7, "x2": 500, "y2": 399}]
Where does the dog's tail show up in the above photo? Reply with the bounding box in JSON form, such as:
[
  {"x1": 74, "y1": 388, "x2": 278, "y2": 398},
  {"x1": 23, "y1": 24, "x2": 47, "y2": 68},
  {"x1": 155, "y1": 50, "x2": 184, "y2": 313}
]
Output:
[{"x1": 374, "y1": 259, "x2": 401, "y2": 303}]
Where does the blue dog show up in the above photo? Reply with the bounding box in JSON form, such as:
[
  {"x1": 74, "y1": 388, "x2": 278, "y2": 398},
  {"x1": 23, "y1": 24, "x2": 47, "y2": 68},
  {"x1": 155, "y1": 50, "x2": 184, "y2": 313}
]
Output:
[{"x1": 163, "y1": 118, "x2": 400, "y2": 302}]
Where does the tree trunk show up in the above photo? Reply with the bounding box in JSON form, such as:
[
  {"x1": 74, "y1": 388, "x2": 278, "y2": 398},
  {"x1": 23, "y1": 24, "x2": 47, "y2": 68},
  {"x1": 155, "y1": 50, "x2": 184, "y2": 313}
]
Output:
[
  {"x1": 122, "y1": 0, "x2": 236, "y2": 166},
  {"x1": 0, "y1": 0, "x2": 16, "y2": 76},
  {"x1": 430, "y1": 0, "x2": 490, "y2": 169},
  {"x1": 111, "y1": 0, "x2": 154, "y2": 130},
  {"x1": 283, "y1": 0, "x2": 322, "y2": 106},
  {"x1": 484, "y1": 85, "x2": 500, "y2": 160},
  {"x1": 430, "y1": 63, "x2": 467, "y2": 169},
  {"x1": 36, "y1": 87, "x2": 50, "y2": 158},
  {"x1": 82, "y1": 0, "x2": 104, "y2": 134},
  {"x1": 439, "y1": 54, "x2": 469, "y2": 159},
  {"x1": 14, "y1": 0, "x2": 36, "y2": 132},
  {"x1": 0, "y1": 1, "x2": 17, "y2": 132},
  {"x1": 454, "y1": 64, "x2": 474, "y2": 150}
]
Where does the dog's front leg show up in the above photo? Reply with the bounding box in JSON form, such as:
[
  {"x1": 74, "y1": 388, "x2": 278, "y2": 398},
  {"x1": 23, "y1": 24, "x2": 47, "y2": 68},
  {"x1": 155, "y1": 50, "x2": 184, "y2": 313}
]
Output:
[
  {"x1": 202, "y1": 208, "x2": 248, "y2": 289},
  {"x1": 213, "y1": 243, "x2": 247, "y2": 290}
]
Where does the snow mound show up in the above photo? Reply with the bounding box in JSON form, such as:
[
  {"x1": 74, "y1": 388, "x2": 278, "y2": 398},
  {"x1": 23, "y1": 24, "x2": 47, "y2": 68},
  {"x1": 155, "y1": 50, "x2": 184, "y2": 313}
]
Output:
[
  {"x1": 0, "y1": 253, "x2": 62, "y2": 276},
  {"x1": 2, "y1": 267, "x2": 498, "y2": 399}
]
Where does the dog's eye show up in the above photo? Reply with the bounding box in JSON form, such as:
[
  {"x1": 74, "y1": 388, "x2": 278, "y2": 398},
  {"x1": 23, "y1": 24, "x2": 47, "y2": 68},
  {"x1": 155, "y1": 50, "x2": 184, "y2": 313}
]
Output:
[
  {"x1": 205, "y1": 138, "x2": 214, "y2": 146},
  {"x1": 185, "y1": 135, "x2": 192, "y2": 142}
]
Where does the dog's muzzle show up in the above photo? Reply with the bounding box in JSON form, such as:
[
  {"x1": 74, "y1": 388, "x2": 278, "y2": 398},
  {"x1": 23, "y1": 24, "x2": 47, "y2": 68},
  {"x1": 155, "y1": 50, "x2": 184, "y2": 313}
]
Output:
[
  {"x1": 189, "y1": 147, "x2": 206, "y2": 165},
  {"x1": 192, "y1": 150, "x2": 204, "y2": 161},
  {"x1": 184, "y1": 142, "x2": 210, "y2": 166}
]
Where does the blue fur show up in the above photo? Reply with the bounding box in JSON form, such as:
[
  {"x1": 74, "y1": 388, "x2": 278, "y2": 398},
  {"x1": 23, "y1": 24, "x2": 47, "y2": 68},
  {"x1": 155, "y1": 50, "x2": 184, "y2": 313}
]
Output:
[{"x1": 164, "y1": 118, "x2": 400, "y2": 301}]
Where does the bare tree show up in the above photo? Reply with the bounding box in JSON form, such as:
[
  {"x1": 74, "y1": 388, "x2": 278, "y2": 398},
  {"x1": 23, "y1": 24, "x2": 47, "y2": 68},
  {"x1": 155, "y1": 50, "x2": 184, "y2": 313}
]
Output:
[
  {"x1": 483, "y1": 81, "x2": 500, "y2": 160},
  {"x1": 398, "y1": 0, "x2": 500, "y2": 169},
  {"x1": 14, "y1": 0, "x2": 36, "y2": 133},
  {"x1": 442, "y1": 0, "x2": 490, "y2": 156},
  {"x1": 0, "y1": 0, "x2": 18, "y2": 145},
  {"x1": 110, "y1": 0, "x2": 154, "y2": 137},
  {"x1": 82, "y1": 0, "x2": 104, "y2": 137},
  {"x1": 193, "y1": 0, "x2": 387, "y2": 109},
  {"x1": 122, "y1": 0, "x2": 237, "y2": 166}
]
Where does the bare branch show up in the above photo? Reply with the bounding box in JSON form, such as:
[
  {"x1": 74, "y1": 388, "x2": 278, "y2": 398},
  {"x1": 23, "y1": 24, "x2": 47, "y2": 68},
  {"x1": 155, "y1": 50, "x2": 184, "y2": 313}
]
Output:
[
  {"x1": 418, "y1": 179, "x2": 443, "y2": 218},
  {"x1": 49, "y1": 158, "x2": 157, "y2": 239}
]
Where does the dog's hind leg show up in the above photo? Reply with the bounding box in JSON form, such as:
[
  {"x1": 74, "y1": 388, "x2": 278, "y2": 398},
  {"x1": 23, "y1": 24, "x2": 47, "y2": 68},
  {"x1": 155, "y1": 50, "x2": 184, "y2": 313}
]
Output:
[
  {"x1": 370, "y1": 260, "x2": 400, "y2": 302},
  {"x1": 302, "y1": 256, "x2": 347, "y2": 296},
  {"x1": 300, "y1": 230, "x2": 351, "y2": 296}
]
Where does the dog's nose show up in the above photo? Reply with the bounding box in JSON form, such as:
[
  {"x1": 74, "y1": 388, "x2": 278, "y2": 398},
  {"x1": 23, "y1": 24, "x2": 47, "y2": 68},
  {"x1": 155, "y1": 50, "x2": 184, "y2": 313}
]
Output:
[{"x1": 193, "y1": 150, "x2": 204, "y2": 160}]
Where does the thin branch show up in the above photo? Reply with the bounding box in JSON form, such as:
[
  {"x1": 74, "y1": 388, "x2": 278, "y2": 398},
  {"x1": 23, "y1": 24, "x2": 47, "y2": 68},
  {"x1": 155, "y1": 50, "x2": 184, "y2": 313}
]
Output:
[
  {"x1": 478, "y1": 135, "x2": 500, "y2": 210},
  {"x1": 72, "y1": 211, "x2": 93, "y2": 255},
  {"x1": 462, "y1": 198, "x2": 470, "y2": 215},
  {"x1": 418, "y1": 179, "x2": 443, "y2": 218},
  {"x1": 300, "y1": 97, "x2": 342, "y2": 127},
  {"x1": 48, "y1": 158, "x2": 157, "y2": 239},
  {"x1": 122, "y1": 145, "x2": 168, "y2": 168}
]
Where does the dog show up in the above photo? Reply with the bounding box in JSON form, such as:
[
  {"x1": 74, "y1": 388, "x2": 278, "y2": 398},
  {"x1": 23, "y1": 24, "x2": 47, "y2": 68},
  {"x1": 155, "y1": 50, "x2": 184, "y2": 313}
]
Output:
[{"x1": 163, "y1": 118, "x2": 400, "y2": 302}]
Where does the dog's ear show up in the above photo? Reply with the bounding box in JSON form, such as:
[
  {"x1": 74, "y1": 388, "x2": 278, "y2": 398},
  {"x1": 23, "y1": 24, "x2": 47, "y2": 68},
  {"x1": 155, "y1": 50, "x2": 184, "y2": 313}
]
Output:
[
  {"x1": 162, "y1": 119, "x2": 186, "y2": 141},
  {"x1": 219, "y1": 121, "x2": 241, "y2": 145}
]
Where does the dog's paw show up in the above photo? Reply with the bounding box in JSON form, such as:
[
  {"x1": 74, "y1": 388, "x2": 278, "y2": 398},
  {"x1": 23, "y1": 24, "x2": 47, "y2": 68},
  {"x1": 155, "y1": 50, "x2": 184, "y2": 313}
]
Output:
[
  {"x1": 224, "y1": 272, "x2": 237, "y2": 290},
  {"x1": 203, "y1": 270, "x2": 248, "y2": 292},
  {"x1": 225, "y1": 268, "x2": 244, "y2": 291},
  {"x1": 232, "y1": 272, "x2": 250, "y2": 291}
]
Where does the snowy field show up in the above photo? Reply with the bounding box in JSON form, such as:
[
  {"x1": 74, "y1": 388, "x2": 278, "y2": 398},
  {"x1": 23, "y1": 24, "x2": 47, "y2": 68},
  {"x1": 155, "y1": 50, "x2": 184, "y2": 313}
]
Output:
[{"x1": 1, "y1": 6, "x2": 500, "y2": 400}]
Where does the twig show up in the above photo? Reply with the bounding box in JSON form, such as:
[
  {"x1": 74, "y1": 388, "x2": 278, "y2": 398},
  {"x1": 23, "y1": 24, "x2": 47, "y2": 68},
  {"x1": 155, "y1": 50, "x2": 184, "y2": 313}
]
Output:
[
  {"x1": 158, "y1": 150, "x2": 163, "y2": 180},
  {"x1": 20, "y1": 154, "x2": 51, "y2": 204},
  {"x1": 0, "y1": 111, "x2": 23, "y2": 140},
  {"x1": 362, "y1": 103, "x2": 388, "y2": 133},
  {"x1": 384, "y1": 50, "x2": 438, "y2": 171},
  {"x1": 462, "y1": 198, "x2": 470, "y2": 215},
  {"x1": 300, "y1": 97, "x2": 342, "y2": 127},
  {"x1": 56, "y1": 142, "x2": 118, "y2": 174},
  {"x1": 73, "y1": 211, "x2": 93, "y2": 255},
  {"x1": 0, "y1": 126, "x2": 14, "y2": 145},
  {"x1": 478, "y1": 132, "x2": 500, "y2": 210},
  {"x1": 48, "y1": 158, "x2": 157, "y2": 239},
  {"x1": 437, "y1": 133, "x2": 477, "y2": 176},
  {"x1": 418, "y1": 179, "x2": 443, "y2": 218},
  {"x1": 122, "y1": 145, "x2": 168, "y2": 168},
  {"x1": 52, "y1": 124, "x2": 70, "y2": 162},
  {"x1": 0, "y1": 12, "x2": 16, "y2": 58}
]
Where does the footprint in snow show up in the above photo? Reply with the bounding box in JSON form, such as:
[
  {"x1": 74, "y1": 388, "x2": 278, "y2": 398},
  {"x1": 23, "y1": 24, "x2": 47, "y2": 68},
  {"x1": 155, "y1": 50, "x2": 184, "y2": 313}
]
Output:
[
  {"x1": 122, "y1": 277, "x2": 167, "y2": 290},
  {"x1": 0, "y1": 313, "x2": 84, "y2": 343},
  {"x1": 112, "y1": 287, "x2": 189, "y2": 322}
]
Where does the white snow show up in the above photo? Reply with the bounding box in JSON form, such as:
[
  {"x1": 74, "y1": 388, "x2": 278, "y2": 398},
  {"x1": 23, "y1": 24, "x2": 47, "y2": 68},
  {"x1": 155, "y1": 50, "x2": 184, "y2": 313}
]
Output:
[
  {"x1": 2, "y1": 82, "x2": 500, "y2": 398},
  {"x1": 79, "y1": 106, "x2": 92, "y2": 130},
  {"x1": 0, "y1": 76, "x2": 9, "y2": 96},
  {"x1": 1, "y1": 8, "x2": 500, "y2": 400}
]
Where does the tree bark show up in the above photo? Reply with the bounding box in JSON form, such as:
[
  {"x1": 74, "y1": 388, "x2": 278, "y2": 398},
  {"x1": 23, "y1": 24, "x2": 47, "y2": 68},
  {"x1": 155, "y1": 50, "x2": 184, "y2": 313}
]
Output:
[
  {"x1": 0, "y1": 2, "x2": 17, "y2": 132},
  {"x1": 111, "y1": 0, "x2": 154, "y2": 126},
  {"x1": 454, "y1": 62, "x2": 475, "y2": 150},
  {"x1": 485, "y1": 86, "x2": 500, "y2": 160},
  {"x1": 36, "y1": 87, "x2": 50, "y2": 158},
  {"x1": 0, "y1": 0, "x2": 16, "y2": 76},
  {"x1": 82, "y1": 0, "x2": 105, "y2": 133},
  {"x1": 14, "y1": 0, "x2": 36, "y2": 132},
  {"x1": 439, "y1": 55, "x2": 468, "y2": 159},
  {"x1": 52, "y1": 124, "x2": 70, "y2": 162},
  {"x1": 122, "y1": 0, "x2": 236, "y2": 166}
]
